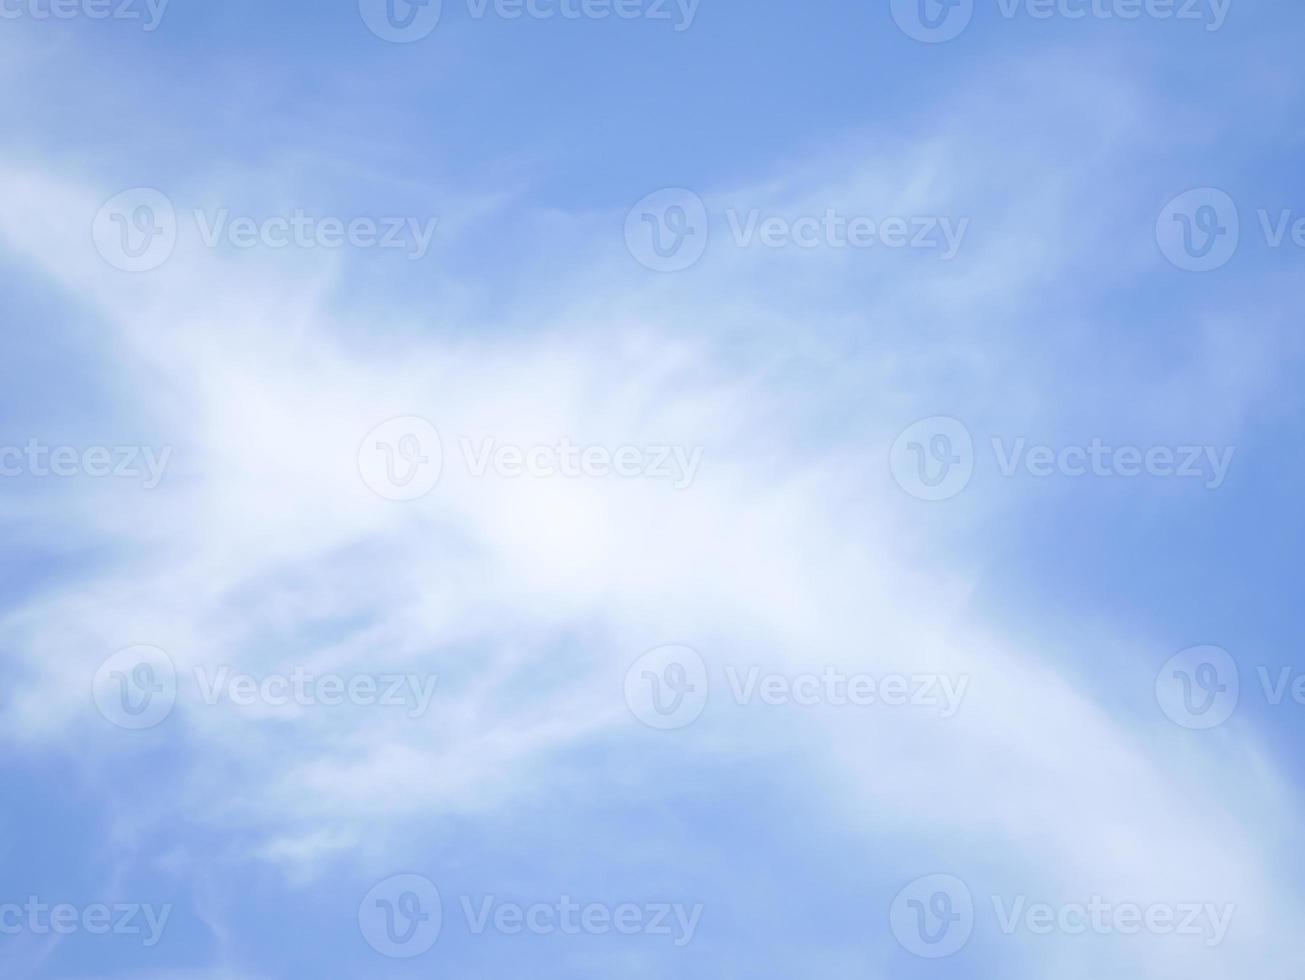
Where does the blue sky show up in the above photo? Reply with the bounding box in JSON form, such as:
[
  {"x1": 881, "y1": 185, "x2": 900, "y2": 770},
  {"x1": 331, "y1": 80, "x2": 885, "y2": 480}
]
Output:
[{"x1": 2, "y1": 0, "x2": 1305, "y2": 977}]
